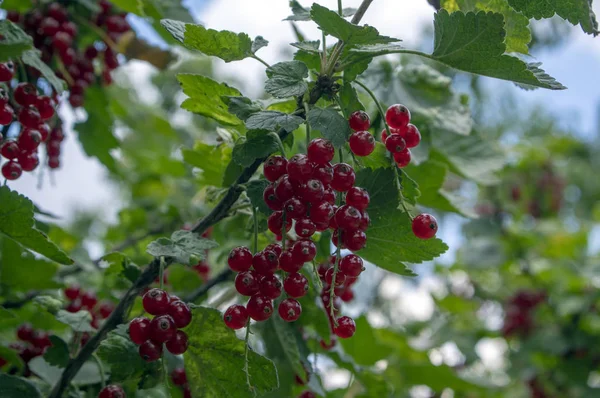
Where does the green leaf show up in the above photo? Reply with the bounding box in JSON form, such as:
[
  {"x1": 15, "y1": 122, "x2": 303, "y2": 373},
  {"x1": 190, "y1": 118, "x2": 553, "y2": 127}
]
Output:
[
  {"x1": 21, "y1": 49, "x2": 64, "y2": 93},
  {"x1": 185, "y1": 307, "x2": 278, "y2": 396},
  {"x1": 167, "y1": 264, "x2": 203, "y2": 292},
  {"x1": 0, "y1": 374, "x2": 42, "y2": 398},
  {"x1": 290, "y1": 41, "x2": 320, "y2": 53},
  {"x1": 28, "y1": 356, "x2": 105, "y2": 386},
  {"x1": 223, "y1": 96, "x2": 262, "y2": 121},
  {"x1": 310, "y1": 4, "x2": 399, "y2": 47},
  {"x1": 0, "y1": 186, "x2": 72, "y2": 264},
  {"x1": 246, "y1": 179, "x2": 273, "y2": 215},
  {"x1": 33, "y1": 296, "x2": 63, "y2": 314},
  {"x1": 182, "y1": 142, "x2": 233, "y2": 187},
  {"x1": 178, "y1": 74, "x2": 243, "y2": 125},
  {"x1": 360, "y1": 142, "x2": 390, "y2": 170},
  {"x1": 101, "y1": 252, "x2": 140, "y2": 283},
  {"x1": 251, "y1": 36, "x2": 269, "y2": 53},
  {"x1": 0, "y1": 20, "x2": 33, "y2": 62},
  {"x1": 0, "y1": 0, "x2": 33, "y2": 12},
  {"x1": 506, "y1": 0, "x2": 598, "y2": 35},
  {"x1": 1, "y1": 239, "x2": 61, "y2": 291},
  {"x1": 338, "y1": 82, "x2": 364, "y2": 116},
  {"x1": 264, "y1": 315, "x2": 309, "y2": 383},
  {"x1": 285, "y1": 0, "x2": 311, "y2": 21},
  {"x1": 431, "y1": 10, "x2": 565, "y2": 89},
  {"x1": 246, "y1": 111, "x2": 304, "y2": 132},
  {"x1": 339, "y1": 316, "x2": 395, "y2": 365},
  {"x1": 55, "y1": 310, "x2": 95, "y2": 332},
  {"x1": 265, "y1": 61, "x2": 309, "y2": 98},
  {"x1": 161, "y1": 19, "x2": 253, "y2": 62},
  {"x1": 441, "y1": 0, "x2": 532, "y2": 54},
  {"x1": 232, "y1": 130, "x2": 280, "y2": 167},
  {"x1": 355, "y1": 168, "x2": 449, "y2": 274},
  {"x1": 43, "y1": 336, "x2": 70, "y2": 368},
  {"x1": 307, "y1": 107, "x2": 351, "y2": 149},
  {"x1": 0, "y1": 345, "x2": 24, "y2": 371},
  {"x1": 146, "y1": 230, "x2": 218, "y2": 265}
]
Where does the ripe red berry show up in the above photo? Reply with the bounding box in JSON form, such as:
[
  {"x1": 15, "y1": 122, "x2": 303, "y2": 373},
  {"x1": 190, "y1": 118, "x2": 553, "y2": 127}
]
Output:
[
  {"x1": 349, "y1": 131, "x2": 375, "y2": 157},
  {"x1": 0, "y1": 63, "x2": 14, "y2": 82},
  {"x1": 139, "y1": 339, "x2": 162, "y2": 362},
  {"x1": 323, "y1": 187, "x2": 336, "y2": 205},
  {"x1": 18, "y1": 106, "x2": 41, "y2": 129},
  {"x1": 247, "y1": 295, "x2": 274, "y2": 321},
  {"x1": 333, "y1": 316, "x2": 356, "y2": 338},
  {"x1": 297, "y1": 179, "x2": 325, "y2": 204},
  {"x1": 66, "y1": 299, "x2": 82, "y2": 313},
  {"x1": 312, "y1": 163, "x2": 333, "y2": 185},
  {"x1": 61, "y1": 21, "x2": 78, "y2": 37},
  {"x1": 412, "y1": 213, "x2": 438, "y2": 239},
  {"x1": 18, "y1": 151, "x2": 39, "y2": 172},
  {"x1": 166, "y1": 330, "x2": 189, "y2": 355},
  {"x1": 80, "y1": 291, "x2": 97, "y2": 309},
  {"x1": 278, "y1": 298, "x2": 302, "y2": 322},
  {"x1": 343, "y1": 229, "x2": 367, "y2": 251},
  {"x1": 129, "y1": 317, "x2": 151, "y2": 345},
  {"x1": 325, "y1": 268, "x2": 345, "y2": 286},
  {"x1": 98, "y1": 302, "x2": 115, "y2": 319},
  {"x1": 334, "y1": 205, "x2": 362, "y2": 230},
  {"x1": 295, "y1": 218, "x2": 316, "y2": 238},
  {"x1": 40, "y1": 17, "x2": 60, "y2": 36},
  {"x1": 0, "y1": 104, "x2": 14, "y2": 125},
  {"x1": 348, "y1": 110, "x2": 370, "y2": 131},
  {"x1": 47, "y1": 3, "x2": 67, "y2": 23},
  {"x1": 274, "y1": 175, "x2": 295, "y2": 202},
  {"x1": 14, "y1": 83, "x2": 37, "y2": 106},
  {"x1": 50, "y1": 127, "x2": 65, "y2": 142},
  {"x1": 142, "y1": 288, "x2": 170, "y2": 315},
  {"x1": 1, "y1": 141, "x2": 20, "y2": 160},
  {"x1": 339, "y1": 255, "x2": 364, "y2": 277},
  {"x1": 345, "y1": 187, "x2": 369, "y2": 211},
  {"x1": 331, "y1": 163, "x2": 356, "y2": 192},
  {"x1": 292, "y1": 240, "x2": 316, "y2": 263},
  {"x1": 267, "y1": 211, "x2": 291, "y2": 236},
  {"x1": 385, "y1": 104, "x2": 411, "y2": 129},
  {"x1": 264, "y1": 155, "x2": 288, "y2": 182},
  {"x1": 385, "y1": 134, "x2": 406, "y2": 153},
  {"x1": 17, "y1": 323, "x2": 34, "y2": 342},
  {"x1": 36, "y1": 96, "x2": 55, "y2": 120},
  {"x1": 284, "y1": 197, "x2": 307, "y2": 219},
  {"x1": 287, "y1": 154, "x2": 313, "y2": 183},
  {"x1": 228, "y1": 246, "x2": 253, "y2": 272},
  {"x1": 263, "y1": 184, "x2": 283, "y2": 211},
  {"x1": 309, "y1": 201, "x2": 334, "y2": 224},
  {"x1": 259, "y1": 274, "x2": 283, "y2": 299},
  {"x1": 149, "y1": 314, "x2": 176, "y2": 343},
  {"x1": 252, "y1": 250, "x2": 279, "y2": 275},
  {"x1": 2, "y1": 161, "x2": 22, "y2": 180},
  {"x1": 38, "y1": 124, "x2": 50, "y2": 142},
  {"x1": 283, "y1": 273, "x2": 309, "y2": 298},
  {"x1": 279, "y1": 249, "x2": 303, "y2": 273},
  {"x1": 340, "y1": 288, "x2": 355, "y2": 302},
  {"x1": 393, "y1": 148, "x2": 411, "y2": 168},
  {"x1": 168, "y1": 300, "x2": 192, "y2": 328},
  {"x1": 171, "y1": 368, "x2": 187, "y2": 386},
  {"x1": 99, "y1": 384, "x2": 125, "y2": 398},
  {"x1": 224, "y1": 304, "x2": 249, "y2": 329},
  {"x1": 402, "y1": 124, "x2": 421, "y2": 148},
  {"x1": 298, "y1": 391, "x2": 316, "y2": 398},
  {"x1": 307, "y1": 138, "x2": 334, "y2": 165},
  {"x1": 48, "y1": 156, "x2": 60, "y2": 169},
  {"x1": 265, "y1": 243, "x2": 283, "y2": 257},
  {"x1": 235, "y1": 270, "x2": 261, "y2": 296}
]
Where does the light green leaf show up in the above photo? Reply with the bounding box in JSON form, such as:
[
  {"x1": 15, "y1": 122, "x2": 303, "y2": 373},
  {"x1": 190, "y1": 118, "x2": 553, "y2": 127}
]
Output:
[
  {"x1": 182, "y1": 142, "x2": 233, "y2": 187},
  {"x1": 223, "y1": 96, "x2": 262, "y2": 121},
  {"x1": 0, "y1": 374, "x2": 42, "y2": 398},
  {"x1": 360, "y1": 142, "x2": 390, "y2": 170},
  {"x1": 28, "y1": 356, "x2": 106, "y2": 386},
  {"x1": 33, "y1": 296, "x2": 63, "y2": 314},
  {"x1": 21, "y1": 50, "x2": 65, "y2": 93},
  {"x1": 101, "y1": 252, "x2": 140, "y2": 283},
  {"x1": 246, "y1": 179, "x2": 273, "y2": 215},
  {"x1": 43, "y1": 336, "x2": 70, "y2": 368},
  {"x1": 0, "y1": 0, "x2": 33, "y2": 12},
  {"x1": 1, "y1": 239, "x2": 61, "y2": 291},
  {"x1": 307, "y1": 107, "x2": 351, "y2": 149},
  {"x1": 0, "y1": 186, "x2": 72, "y2": 264},
  {"x1": 265, "y1": 61, "x2": 309, "y2": 98},
  {"x1": 0, "y1": 20, "x2": 33, "y2": 62},
  {"x1": 264, "y1": 315, "x2": 309, "y2": 383},
  {"x1": 178, "y1": 74, "x2": 243, "y2": 125},
  {"x1": 55, "y1": 310, "x2": 95, "y2": 332},
  {"x1": 338, "y1": 81, "x2": 364, "y2": 116},
  {"x1": 232, "y1": 130, "x2": 280, "y2": 167},
  {"x1": 146, "y1": 230, "x2": 218, "y2": 265},
  {"x1": 246, "y1": 111, "x2": 304, "y2": 132},
  {"x1": 185, "y1": 307, "x2": 278, "y2": 397},
  {"x1": 506, "y1": 0, "x2": 598, "y2": 35},
  {"x1": 339, "y1": 316, "x2": 395, "y2": 366}
]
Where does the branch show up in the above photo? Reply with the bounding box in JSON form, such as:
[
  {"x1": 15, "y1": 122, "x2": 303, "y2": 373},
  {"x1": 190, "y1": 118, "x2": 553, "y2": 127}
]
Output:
[{"x1": 1, "y1": 291, "x2": 38, "y2": 309}]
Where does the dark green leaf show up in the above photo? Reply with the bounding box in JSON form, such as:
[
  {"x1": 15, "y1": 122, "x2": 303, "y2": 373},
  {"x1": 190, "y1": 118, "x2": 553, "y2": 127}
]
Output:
[
  {"x1": 182, "y1": 142, "x2": 233, "y2": 187},
  {"x1": 55, "y1": 310, "x2": 95, "y2": 332},
  {"x1": 285, "y1": 0, "x2": 311, "y2": 21},
  {"x1": 43, "y1": 336, "x2": 70, "y2": 368},
  {"x1": 1, "y1": 239, "x2": 61, "y2": 291},
  {"x1": 251, "y1": 36, "x2": 269, "y2": 53},
  {"x1": 0, "y1": 20, "x2": 33, "y2": 62},
  {"x1": 185, "y1": 307, "x2": 278, "y2": 396},
  {"x1": 167, "y1": 264, "x2": 203, "y2": 292},
  {"x1": 146, "y1": 230, "x2": 218, "y2": 265},
  {"x1": 223, "y1": 96, "x2": 262, "y2": 121},
  {"x1": 0, "y1": 374, "x2": 42, "y2": 398},
  {"x1": 246, "y1": 179, "x2": 273, "y2": 215},
  {"x1": 101, "y1": 252, "x2": 140, "y2": 283},
  {"x1": 232, "y1": 130, "x2": 280, "y2": 167},
  {"x1": 0, "y1": 345, "x2": 24, "y2": 371},
  {"x1": 307, "y1": 107, "x2": 351, "y2": 149},
  {"x1": 246, "y1": 111, "x2": 304, "y2": 132},
  {"x1": 506, "y1": 0, "x2": 598, "y2": 35},
  {"x1": 340, "y1": 316, "x2": 395, "y2": 365},
  {"x1": 265, "y1": 61, "x2": 309, "y2": 98},
  {"x1": 265, "y1": 315, "x2": 309, "y2": 383},
  {"x1": 28, "y1": 356, "x2": 105, "y2": 386},
  {"x1": 0, "y1": 186, "x2": 72, "y2": 264},
  {"x1": 21, "y1": 49, "x2": 65, "y2": 93},
  {"x1": 338, "y1": 81, "x2": 364, "y2": 116},
  {"x1": 290, "y1": 41, "x2": 320, "y2": 53},
  {"x1": 178, "y1": 74, "x2": 243, "y2": 125}
]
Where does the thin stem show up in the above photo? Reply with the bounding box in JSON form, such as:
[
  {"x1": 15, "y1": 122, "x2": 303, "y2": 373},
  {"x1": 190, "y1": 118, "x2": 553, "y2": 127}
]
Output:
[
  {"x1": 330, "y1": 230, "x2": 342, "y2": 324},
  {"x1": 251, "y1": 54, "x2": 270, "y2": 68},
  {"x1": 162, "y1": 355, "x2": 170, "y2": 389},
  {"x1": 268, "y1": 132, "x2": 287, "y2": 158},
  {"x1": 338, "y1": 0, "x2": 343, "y2": 15},
  {"x1": 321, "y1": 32, "x2": 327, "y2": 74},
  {"x1": 92, "y1": 354, "x2": 105, "y2": 389},
  {"x1": 394, "y1": 167, "x2": 412, "y2": 218},
  {"x1": 339, "y1": 148, "x2": 345, "y2": 164},
  {"x1": 243, "y1": 319, "x2": 255, "y2": 394},
  {"x1": 282, "y1": 208, "x2": 288, "y2": 251},
  {"x1": 252, "y1": 206, "x2": 258, "y2": 255},
  {"x1": 304, "y1": 102, "x2": 311, "y2": 149},
  {"x1": 159, "y1": 257, "x2": 165, "y2": 290},
  {"x1": 312, "y1": 260, "x2": 323, "y2": 290},
  {"x1": 354, "y1": 79, "x2": 391, "y2": 137}
]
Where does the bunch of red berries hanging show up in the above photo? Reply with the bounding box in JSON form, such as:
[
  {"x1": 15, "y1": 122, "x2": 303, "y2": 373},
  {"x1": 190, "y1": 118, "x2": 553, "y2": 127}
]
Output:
[
  {"x1": 128, "y1": 288, "x2": 191, "y2": 362},
  {"x1": 348, "y1": 110, "x2": 376, "y2": 157},
  {"x1": 64, "y1": 284, "x2": 115, "y2": 329},
  {"x1": 2, "y1": 323, "x2": 52, "y2": 377},
  {"x1": 381, "y1": 104, "x2": 421, "y2": 168}
]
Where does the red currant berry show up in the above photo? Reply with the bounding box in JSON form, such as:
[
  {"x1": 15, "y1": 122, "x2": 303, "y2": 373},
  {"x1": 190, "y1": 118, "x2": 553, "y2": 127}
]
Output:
[
  {"x1": 393, "y1": 148, "x2": 411, "y2": 168},
  {"x1": 224, "y1": 304, "x2": 249, "y2": 329},
  {"x1": 2, "y1": 161, "x2": 22, "y2": 180},
  {"x1": 129, "y1": 317, "x2": 151, "y2": 345},
  {"x1": 235, "y1": 270, "x2": 261, "y2": 296},
  {"x1": 47, "y1": 3, "x2": 67, "y2": 22},
  {"x1": 263, "y1": 184, "x2": 283, "y2": 211},
  {"x1": 292, "y1": 240, "x2": 316, "y2": 263},
  {"x1": 380, "y1": 129, "x2": 388, "y2": 143},
  {"x1": 295, "y1": 218, "x2": 316, "y2": 238},
  {"x1": 287, "y1": 154, "x2": 313, "y2": 183},
  {"x1": 312, "y1": 163, "x2": 333, "y2": 185},
  {"x1": 61, "y1": 21, "x2": 78, "y2": 37},
  {"x1": 297, "y1": 179, "x2": 325, "y2": 204},
  {"x1": 349, "y1": 131, "x2": 375, "y2": 157},
  {"x1": 385, "y1": 104, "x2": 411, "y2": 129},
  {"x1": 32, "y1": 331, "x2": 51, "y2": 349},
  {"x1": 274, "y1": 175, "x2": 295, "y2": 202},
  {"x1": 171, "y1": 368, "x2": 187, "y2": 386},
  {"x1": 253, "y1": 250, "x2": 279, "y2": 275},
  {"x1": 331, "y1": 163, "x2": 356, "y2": 192},
  {"x1": 259, "y1": 274, "x2": 282, "y2": 299},
  {"x1": 309, "y1": 200, "x2": 334, "y2": 224},
  {"x1": 412, "y1": 213, "x2": 438, "y2": 239},
  {"x1": 319, "y1": 338, "x2": 336, "y2": 350},
  {"x1": 247, "y1": 295, "x2": 274, "y2": 321},
  {"x1": 279, "y1": 249, "x2": 303, "y2": 273},
  {"x1": 142, "y1": 288, "x2": 170, "y2": 316},
  {"x1": 166, "y1": 330, "x2": 189, "y2": 355},
  {"x1": 283, "y1": 273, "x2": 309, "y2": 298},
  {"x1": 348, "y1": 110, "x2": 370, "y2": 131},
  {"x1": 307, "y1": 138, "x2": 334, "y2": 165},
  {"x1": 323, "y1": 187, "x2": 336, "y2": 205},
  {"x1": 18, "y1": 106, "x2": 41, "y2": 129},
  {"x1": 278, "y1": 298, "x2": 302, "y2": 322},
  {"x1": 36, "y1": 96, "x2": 55, "y2": 120},
  {"x1": 345, "y1": 187, "x2": 369, "y2": 211},
  {"x1": 335, "y1": 205, "x2": 362, "y2": 230},
  {"x1": 149, "y1": 315, "x2": 176, "y2": 343},
  {"x1": 17, "y1": 323, "x2": 35, "y2": 342},
  {"x1": 339, "y1": 255, "x2": 364, "y2": 277},
  {"x1": 228, "y1": 246, "x2": 253, "y2": 272},
  {"x1": 343, "y1": 230, "x2": 367, "y2": 251},
  {"x1": 40, "y1": 17, "x2": 60, "y2": 36},
  {"x1": 48, "y1": 156, "x2": 60, "y2": 169},
  {"x1": 80, "y1": 291, "x2": 97, "y2": 309},
  {"x1": 139, "y1": 339, "x2": 162, "y2": 362},
  {"x1": 268, "y1": 211, "x2": 291, "y2": 236},
  {"x1": 66, "y1": 299, "x2": 82, "y2": 313},
  {"x1": 265, "y1": 243, "x2": 283, "y2": 257},
  {"x1": 0, "y1": 104, "x2": 14, "y2": 125},
  {"x1": 14, "y1": 83, "x2": 37, "y2": 106},
  {"x1": 385, "y1": 134, "x2": 406, "y2": 153},
  {"x1": 50, "y1": 127, "x2": 65, "y2": 142},
  {"x1": 340, "y1": 288, "x2": 355, "y2": 302},
  {"x1": 298, "y1": 391, "x2": 316, "y2": 398},
  {"x1": 333, "y1": 316, "x2": 356, "y2": 338},
  {"x1": 264, "y1": 155, "x2": 288, "y2": 182},
  {"x1": 51, "y1": 31, "x2": 72, "y2": 52},
  {"x1": 84, "y1": 45, "x2": 99, "y2": 60},
  {"x1": 99, "y1": 384, "x2": 126, "y2": 398},
  {"x1": 0, "y1": 63, "x2": 14, "y2": 82},
  {"x1": 402, "y1": 124, "x2": 421, "y2": 148},
  {"x1": 38, "y1": 124, "x2": 50, "y2": 142},
  {"x1": 18, "y1": 151, "x2": 39, "y2": 172},
  {"x1": 168, "y1": 300, "x2": 192, "y2": 328},
  {"x1": 284, "y1": 197, "x2": 307, "y2": 219},
  {"x1": 1, "y1": 141, "x2": 20, "y2": 160},
  {"x1": 325, "y1": 268, "x2": 345, "y2": 286},
  {"x1": 98, "y1": 301, "x2": 115, "y2": 319}
]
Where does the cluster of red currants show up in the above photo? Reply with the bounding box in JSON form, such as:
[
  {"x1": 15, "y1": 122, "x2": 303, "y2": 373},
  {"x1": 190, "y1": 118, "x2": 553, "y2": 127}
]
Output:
[
  {"x1": 64, "y1": 285, "x2": 115, "y2": 331},
  {"x1": 502, "y1": 290, "x2": 546, "y2": 337},
  {"x1": 171, "y1": 368, "x2": 192, "y2": 398},
  {"x1": 381, "y1": 104, "x2": 421, "y2": 167},
  {"x1": 98, "y1": 384, "x2": 125, "y2": 398},
  {"x1": 128, "y1": 288, "x2": 191, "y2": 362},
  {"x1": 2, "y1": 324, "x2": 52, "y2": 376},
  {"x1": 192, "y1": 226, "x2": 214, "y2": 282}
]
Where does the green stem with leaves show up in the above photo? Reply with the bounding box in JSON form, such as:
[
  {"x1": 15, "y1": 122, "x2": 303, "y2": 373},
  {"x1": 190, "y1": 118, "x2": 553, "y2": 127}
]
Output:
[{"x1": 92, "y1": 354, "x2": 105, "y2": 389}]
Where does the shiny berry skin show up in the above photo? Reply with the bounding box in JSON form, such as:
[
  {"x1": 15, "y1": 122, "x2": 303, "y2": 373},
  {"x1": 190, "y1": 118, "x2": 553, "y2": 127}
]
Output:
[
  {"x1": 295, "y1": 218, "x2": 316, "y2": 238},
  {"x1": 274, "y1": 175, "x2": 295, "y2": 202},
  {"x1": 0, "y1": 104, "x2": 13, "y2": 125},
  {"x1": 335, "y1": 205, "x2": 362, "y2": 230},
  {"x1": 14, "y1": 83, "x2": 37, "y2": 106},
  {"x1": 292, "y1": 240, "x2": 317, "y2": 263},
  {"x1": 278, "y1": 298, "x2": 302, "y2": 322},
  {"x1": 298, "y1": 179, "x2": 325, "y2": 204},
  {"x1": 171, "y1": 368, "x2": 187, "y2": 386},
  {"x1": 50, "y1": 127, "x2": 65, "y2": 142},
  {"x1": 224, "y1": 304, "x2": 249, "y2": 329},
  {"x1": 402, "y1": 124, "x2": 421, "y2": 148},
  {"x1": 287, "y1": 154, "x2": 313, "y2": 183},
  {"x1": 307, "y1": 138, "x2": 334, "y2": 165},
  {"x1": 349, "y1": 131, "x2": 375, "y2": 157},
  {"x1": 247, "y1": 295, "x2": 274, "y2": 321},
  {"x1": 284, "y1": 197, "x2": 307, "y2": 219},
  {"x1": 323, "y1": 187, "x2": 336, "y2": 205},
  {"x1": 309, "y1": 200, "x2": 333, "y2": 224},
  {"x1": 412, "y1": 213, "x2": 438, "y2": 239},
  {"x1": 235, "y1": 270, "x2": 261, "y2": 296},
  {"x1": 38, "y1": 124, "x2": 50, "y2": 142},
  {"x1": 18, "y1": 106, "x2": 41, "y2": 129},
  {"x1": 139, "y1": 339, "x2": 163, "y2": 362},
  {"x1": 99, "y1": 384, "x2": 126, "y2": 398},
  {"x1": 129, "y1": 317, "x2": 151, "y2": 345},
  {"x1": 253, "y1": 250, "x2": 279, "y2": 275},
  {"x1": 279, "y1": 249, "x2": 303, "y2": 273},
  {"x1": 263, "y1": 184, "x2": 283, "y2": 211},
  {"x1": 313, "y1": 163, "x2": 333, "y2": 185},
  {"x1": 343, "y1": 229, "x2": 367, "y2": 251},
  {"x1": 267, "y1": 211, "x2": 291, "y2": 235},
  {"x1": 283, "y1": 273, "x2": 309, "y2": 298},
  {"x1": 333, "y1": 316, "x2": 356, "y2": 338},
  {"x1": 385, "y1": 134, "x2": 406, "y2": 153},
  {"x1": 385, "y1": 104, "x2": 411, "y2": 129},
  {"x1": 264, "y1": 156, "x2": 288, "y2": 182},
  {"x1": 18, "y1": 151, "x2": 39, "y2": 172},
  {"x1": 345, "y1": 187, "x2": 369, "y2": 211},
  {"x1": 325, "y1": 268, "x2": 345, "y2": 286},
  {"x1": 166, "y1": 330, "x2": 189, "y2": 355},
  {"x1": 168, "y1": 300, "x2": 192, "y2": 328},
  {"x1": 228, "y1": 246, "x2": 253, "y2": 272},
  {"x1": 36, "y1": 96, "x2": 55, "y2": 120},
  {"x1": 40, "y1": 17, "x2": 60, "y2": 36},
  {"x1": 1, "y1": 141, "x2": 20, "y2": 160},
  {"x1": 2, "y1": 161, "x2": 22, "y2": 180},
  {"x1": 340, "y1": 288, "x2": 355, "y2": 302},
  {"x1": 61, "y1": 21, "x2": 78, "y2": 37},
  {"x1": 265, "y1": 243, "x2": 283, "y2": 257},
  {"x1": 98, "y1": 302, "x2": 115, "y2": 319},
  {"x1": 259, "y1": 274, "x2": 283, "y2": 299},
  {"x1": 393, "y1": 149, "x2": 411, "y2": 168},
  {"x1": 348, "y1": 110, "x2": 370, "y2": 131},
  {"x1": 142, "y1": 288, "x2": 170, "y2": 315},
  {"x1": 17, "y1": 323, "x2": 34, "y2": 342},
  {"x1": 80, "y1": 291, "x2": 98, "y2": 309},
  {"x1": 339, "y1": 255, "x2": 364, "y2": 277},
  {"x1": 0, "y1": 63, "x2": 14, "y2": 82},
  {"x1": 331, "y1": 163, "x2": 356, "y2": 192},
  {"x1": 47, "y1": 141, "x2": 61, "y2": 157},
  {"x1": 149, "y1": 315, "x2": 176, "y2": 343},
  {"x1": 17, "y1": 129, "x2": 42, "y2": 152}
]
